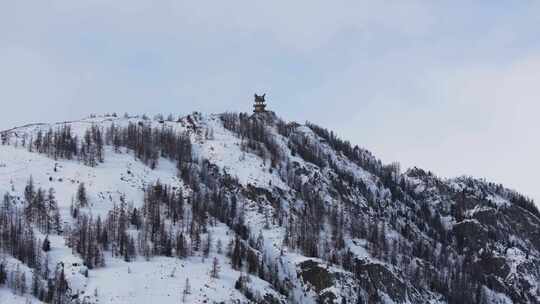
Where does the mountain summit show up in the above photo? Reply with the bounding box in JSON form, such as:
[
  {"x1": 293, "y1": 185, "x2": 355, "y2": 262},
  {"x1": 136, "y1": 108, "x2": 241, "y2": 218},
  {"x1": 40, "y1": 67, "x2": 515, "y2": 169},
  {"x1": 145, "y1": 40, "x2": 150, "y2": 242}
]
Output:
[{"x1": 0, "y1": 112, "x2": 538, "y2": 304}]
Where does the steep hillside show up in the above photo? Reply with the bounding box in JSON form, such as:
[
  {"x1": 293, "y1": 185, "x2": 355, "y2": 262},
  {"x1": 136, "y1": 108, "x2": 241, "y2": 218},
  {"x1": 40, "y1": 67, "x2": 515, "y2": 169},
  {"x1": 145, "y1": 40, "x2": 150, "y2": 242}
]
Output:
[{"x1": 0, "y1": 112, "x2": 538, "y2": 304}]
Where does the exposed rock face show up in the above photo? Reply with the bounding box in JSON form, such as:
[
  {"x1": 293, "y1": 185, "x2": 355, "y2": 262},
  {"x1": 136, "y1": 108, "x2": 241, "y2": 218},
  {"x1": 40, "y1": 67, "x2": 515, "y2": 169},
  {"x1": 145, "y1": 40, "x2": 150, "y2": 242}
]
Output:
[
  {"x1": 298, "y1": 260, "x2": 335, "y2": 294},
  {"x1": 453, "y1": 220, "x2": 489, "y2": 251},
  {"x1": 356, "y1": 262, "x2": 408, "y2": 303},
  {"x1": 297, "y1": 260, "x2": 358, "y2": 304}
]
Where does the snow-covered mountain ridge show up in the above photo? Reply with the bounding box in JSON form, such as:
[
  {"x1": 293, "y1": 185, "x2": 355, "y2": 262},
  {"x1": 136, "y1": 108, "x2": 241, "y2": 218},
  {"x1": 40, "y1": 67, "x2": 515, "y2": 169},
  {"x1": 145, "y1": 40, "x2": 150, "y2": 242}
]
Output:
[{"x1": 0, "y1": 112, "x2": 538, "y2": 304}]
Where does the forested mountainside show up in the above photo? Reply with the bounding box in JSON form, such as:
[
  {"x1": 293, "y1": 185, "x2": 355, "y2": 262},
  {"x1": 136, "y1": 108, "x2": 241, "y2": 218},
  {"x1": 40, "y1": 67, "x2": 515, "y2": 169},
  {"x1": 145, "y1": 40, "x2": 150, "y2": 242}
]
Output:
[{"x1": 0, "y1": 111, "x2": 538, "y2": 304}]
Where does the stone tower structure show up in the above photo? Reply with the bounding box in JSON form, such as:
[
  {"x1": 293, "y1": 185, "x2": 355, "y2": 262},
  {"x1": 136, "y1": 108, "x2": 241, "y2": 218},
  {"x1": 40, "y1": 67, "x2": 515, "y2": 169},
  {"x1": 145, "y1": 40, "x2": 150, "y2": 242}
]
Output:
[{"x1": 253, "y1": 93, "x2": 267, "y2": 113}]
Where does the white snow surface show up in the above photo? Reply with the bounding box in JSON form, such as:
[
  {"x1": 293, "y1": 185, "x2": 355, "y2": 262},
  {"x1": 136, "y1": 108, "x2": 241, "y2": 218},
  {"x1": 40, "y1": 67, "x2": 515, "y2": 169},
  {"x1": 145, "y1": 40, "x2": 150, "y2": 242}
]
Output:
[
  {"x1": 0, "y1": 114, "x2": 302, "y2": 304},
  {"x1": 2, "y1": 113, "x2": 535, "y2": 303}
]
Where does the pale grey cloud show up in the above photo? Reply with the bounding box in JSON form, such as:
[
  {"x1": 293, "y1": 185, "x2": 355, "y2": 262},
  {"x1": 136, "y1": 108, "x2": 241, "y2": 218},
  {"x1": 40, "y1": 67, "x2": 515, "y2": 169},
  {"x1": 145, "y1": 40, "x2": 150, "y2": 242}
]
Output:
[
  {"x1": 1, "y1": 1, "x2": 539, "y2": 203},
  {"x1": 334, "y1": 55, "x2": 540, "y2": 203}
]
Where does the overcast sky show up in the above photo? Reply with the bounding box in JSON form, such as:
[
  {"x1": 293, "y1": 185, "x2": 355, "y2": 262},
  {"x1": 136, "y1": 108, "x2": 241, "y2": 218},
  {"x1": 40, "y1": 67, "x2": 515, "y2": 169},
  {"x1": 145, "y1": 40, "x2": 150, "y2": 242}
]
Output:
[{"x1": 1, "y1": 1, "x2": 539, "y2": 203}]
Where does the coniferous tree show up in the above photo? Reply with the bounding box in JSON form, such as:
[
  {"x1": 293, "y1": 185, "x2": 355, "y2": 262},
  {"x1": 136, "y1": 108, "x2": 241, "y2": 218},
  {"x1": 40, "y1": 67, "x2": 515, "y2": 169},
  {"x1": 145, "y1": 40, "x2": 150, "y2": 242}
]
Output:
[
  {"x1": 77, "y1": 183, "x2": 88, "y2": 207},
  {"x1": 47, "y1": 188, "x2": 61, "y2": 234},
  {"x1": 31, "y1": 270, "x2": 40, "y2": 297},
  {"x1": 182, "y1": 278, "x2": 191, "y2": 302},
  {"x1": 53, "y1": 265, "x2": 69, "y2": 304},
  {"x1": 0, "y1": 262, "x2": 6, "y2": 285},
  {"x1": 42, "y1": 236, "x2": 51, "y2": 252},
  {"x1": 231, "y1": 236, "x2": 243, "y2": 270},
  {"x1": 210, "y1": 257, "x2": 220, "y2": 278},
  {"x1": 24, "y1": 176, "x2": 35, "y2": 205}
]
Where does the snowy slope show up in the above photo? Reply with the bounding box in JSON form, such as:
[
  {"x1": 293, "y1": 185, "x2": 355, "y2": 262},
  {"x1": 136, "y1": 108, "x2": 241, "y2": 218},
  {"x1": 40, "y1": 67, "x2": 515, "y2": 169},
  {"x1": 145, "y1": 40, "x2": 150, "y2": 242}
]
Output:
[
  {"x1": 0, "y1": 112, "x2": 539, "y2": 304},
  {"x1": 0, "y1": 115, "x2": 274, "y2": 304}
]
